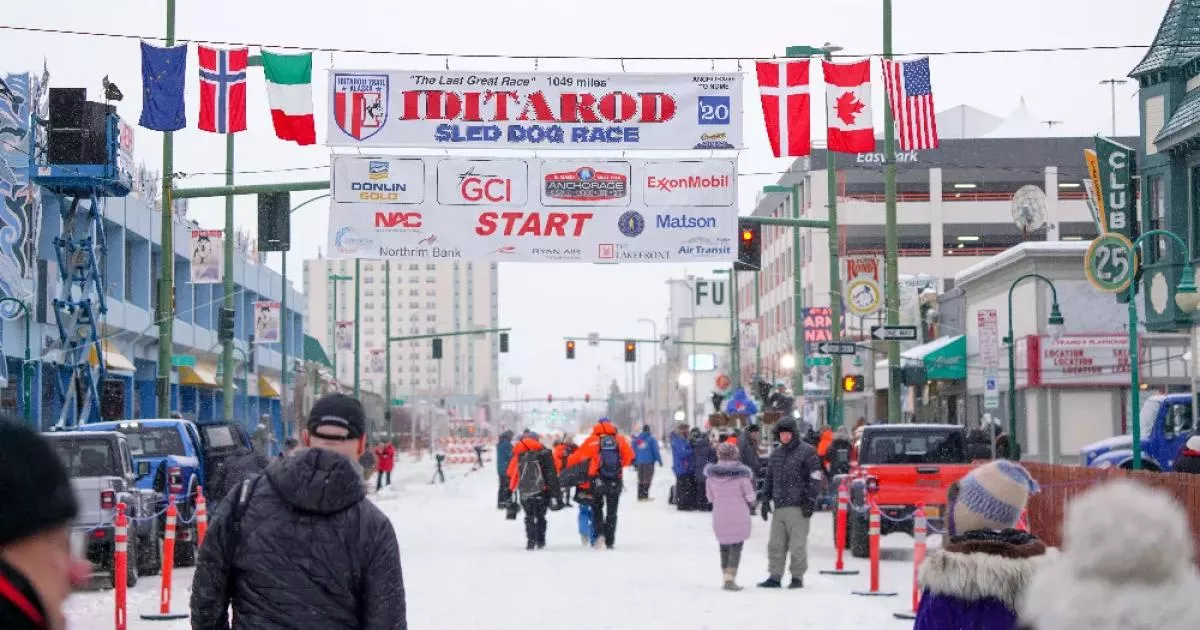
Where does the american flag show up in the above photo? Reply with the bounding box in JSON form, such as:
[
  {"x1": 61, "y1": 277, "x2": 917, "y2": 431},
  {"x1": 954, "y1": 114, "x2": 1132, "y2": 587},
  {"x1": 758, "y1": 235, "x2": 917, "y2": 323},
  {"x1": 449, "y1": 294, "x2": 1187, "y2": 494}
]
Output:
[{"x1": 882, "y1": 57, "x2": 939, "y2": 150}]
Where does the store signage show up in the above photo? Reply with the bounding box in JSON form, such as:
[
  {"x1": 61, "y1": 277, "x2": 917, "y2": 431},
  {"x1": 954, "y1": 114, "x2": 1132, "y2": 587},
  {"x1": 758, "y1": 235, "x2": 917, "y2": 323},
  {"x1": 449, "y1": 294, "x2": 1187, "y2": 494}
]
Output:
[{"x1": 1034, "y1": 335, "x2": 1138, "y2": 387}]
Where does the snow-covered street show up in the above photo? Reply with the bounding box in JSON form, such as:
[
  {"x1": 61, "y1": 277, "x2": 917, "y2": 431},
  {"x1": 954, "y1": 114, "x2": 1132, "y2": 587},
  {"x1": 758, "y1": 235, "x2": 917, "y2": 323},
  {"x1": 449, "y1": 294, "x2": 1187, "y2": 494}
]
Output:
[{"x1": 65, "y1": 461, "x2": 928, "y2": 629}]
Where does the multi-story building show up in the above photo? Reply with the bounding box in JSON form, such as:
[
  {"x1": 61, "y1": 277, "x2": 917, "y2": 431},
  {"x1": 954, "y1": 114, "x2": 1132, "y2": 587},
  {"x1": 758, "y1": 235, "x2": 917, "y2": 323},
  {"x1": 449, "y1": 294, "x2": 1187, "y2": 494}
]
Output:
[
  {"x1": 736, "y1": 125, "x2": 1134, "y2": 413},
  {"x1": 302, "y1": 258, "x2": 499, "y2": 415}
]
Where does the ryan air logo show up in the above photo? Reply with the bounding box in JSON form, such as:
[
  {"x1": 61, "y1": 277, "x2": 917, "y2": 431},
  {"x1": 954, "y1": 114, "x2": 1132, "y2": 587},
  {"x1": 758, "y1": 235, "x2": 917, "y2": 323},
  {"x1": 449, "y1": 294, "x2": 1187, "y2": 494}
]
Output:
[
  {"x1": 544, "y1": 167, "x2": 627, "y2": 201},
  {"x1": 617, "y1": 211, "x2": 645, "y2": 237},
  {"x1": 333, "y1": 73, "x2": 389, "y2": 141}
]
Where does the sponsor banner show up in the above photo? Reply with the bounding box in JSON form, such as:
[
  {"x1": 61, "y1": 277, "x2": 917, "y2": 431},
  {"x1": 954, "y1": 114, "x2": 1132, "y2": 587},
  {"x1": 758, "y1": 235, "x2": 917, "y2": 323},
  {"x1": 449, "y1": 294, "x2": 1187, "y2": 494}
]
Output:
[
  {"x1": 668, "y1": 277, "x2": 729, "y2": 320},
  {"x1": 842, "y1": 255, "x2": 882, "y2": 317},
  {"x1": 254, "y1": 301, "x2": 281, "y2": 343},
  {"x1": 326, "y1": 69, "x2": 743, "y2": 150},
  {"x1": 328, "y1": 155, "x2": 737, "y2": 263},
  {"x1": 190, "y1": 230, "x2": 224, "y2": 284},
  {"x1": 335, "y1": 321, "x2": 354, "y2": 350}
]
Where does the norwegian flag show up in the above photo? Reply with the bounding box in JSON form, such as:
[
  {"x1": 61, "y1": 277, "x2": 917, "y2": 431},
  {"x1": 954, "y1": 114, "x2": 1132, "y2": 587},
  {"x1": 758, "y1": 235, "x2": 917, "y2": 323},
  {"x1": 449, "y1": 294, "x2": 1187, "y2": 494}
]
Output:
[
  {"x1": 755, "y1": 60, "x2": 811, "y2": 157},
  {"x1": 197, "y1": 46, "x2": 248, "y2": 134},
  {"x1": 882, "y1": 57, "x2": 940, "y2": 150}
]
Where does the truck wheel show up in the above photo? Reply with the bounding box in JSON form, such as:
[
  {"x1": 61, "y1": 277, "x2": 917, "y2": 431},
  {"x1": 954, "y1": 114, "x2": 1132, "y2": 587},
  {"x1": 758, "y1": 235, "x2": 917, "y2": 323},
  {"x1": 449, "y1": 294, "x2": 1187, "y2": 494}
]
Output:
[
  {"x1": 124, "y1": 537, "x2": 139, "y2": 588},
  {"x1": 849, "y1": 511, "x2": 870, "y2": 559},
  {"x1": 138, "y1": 524, "x2": 162, "y2": 576}
]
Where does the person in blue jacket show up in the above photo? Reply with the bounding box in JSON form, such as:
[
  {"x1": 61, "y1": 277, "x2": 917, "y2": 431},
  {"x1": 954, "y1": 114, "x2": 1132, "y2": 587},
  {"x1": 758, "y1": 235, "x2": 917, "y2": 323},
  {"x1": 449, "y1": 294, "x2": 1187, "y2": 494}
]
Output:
[
  {"x1": 496, "y1": 429, "x2": 514, "y2": 509},
  {"x1": 632, "y1": 424, "x2": 663, "y2": 501},
  {"x1": 669, "y1": 423, "x2": 696, "y2": 511}
]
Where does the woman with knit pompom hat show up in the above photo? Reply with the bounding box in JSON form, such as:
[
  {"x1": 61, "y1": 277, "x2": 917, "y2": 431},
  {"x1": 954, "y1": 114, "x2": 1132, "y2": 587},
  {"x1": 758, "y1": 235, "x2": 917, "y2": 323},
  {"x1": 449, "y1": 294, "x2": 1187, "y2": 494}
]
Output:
[
  {"x1": 705, "y1": 442, "x2": 756, "y2": 591},
  {"x1": 1020, "y1": 479, "x2": 1200, "y2": 630},
  {"x1": 914, "y1": 460, "x2": 1053, "y2": 630}
]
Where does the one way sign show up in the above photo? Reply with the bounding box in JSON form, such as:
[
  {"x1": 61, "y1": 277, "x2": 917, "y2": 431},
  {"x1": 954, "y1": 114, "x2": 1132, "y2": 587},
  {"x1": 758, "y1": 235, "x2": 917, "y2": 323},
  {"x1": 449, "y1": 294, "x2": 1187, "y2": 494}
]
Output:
[
  {"x1": 818, "y1": 342, "x2": 858, "y2": 355},
  {"x1": 870, "y1": 325, "x2": 918, "y2": 341}
]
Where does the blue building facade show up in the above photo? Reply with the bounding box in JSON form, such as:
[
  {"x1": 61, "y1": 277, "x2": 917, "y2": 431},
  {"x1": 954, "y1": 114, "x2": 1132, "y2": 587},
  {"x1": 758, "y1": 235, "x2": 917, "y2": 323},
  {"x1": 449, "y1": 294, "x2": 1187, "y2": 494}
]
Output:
[{"x1": 0, "y1": 70, "x2": 304, "y2": 436}]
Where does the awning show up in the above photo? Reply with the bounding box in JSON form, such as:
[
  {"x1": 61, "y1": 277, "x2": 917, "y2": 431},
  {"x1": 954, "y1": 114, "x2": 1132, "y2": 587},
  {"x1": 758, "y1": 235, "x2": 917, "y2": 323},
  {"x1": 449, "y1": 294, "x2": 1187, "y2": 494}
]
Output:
[
  {"x1": 902, "y1": 335, "x2": 967, "y2": 381},
  {"x1": 88, "y1": 342, "x2": 136, "y2": 374},
  {"x1": 180, "y1": 361, "x2": 220, "y2": 388},
  {"x1": 304, "y1": 334, "x2": 332, "y2": 369},
  {"x1": 258, "y1": 375, "x2": 282, "y2": 398}
]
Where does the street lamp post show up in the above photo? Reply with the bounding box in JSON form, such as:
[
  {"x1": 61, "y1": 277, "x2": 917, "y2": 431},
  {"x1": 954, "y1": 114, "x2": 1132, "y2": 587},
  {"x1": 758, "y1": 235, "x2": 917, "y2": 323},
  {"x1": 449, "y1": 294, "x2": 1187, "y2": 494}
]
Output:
[
  {"x1": 328, "y1": 274, "x2": 353, "y2": 387},
  {"x1": 0, "y1": 298, "x2": 32, "y2": 426},
  {"x1": 713, "y1": 268, "x2": 738, "y2": 390},
  {"x1": 1004, "y1": 274, "x2": 1065, "y2": 461},
  {"x1": 279, "y1": 193, "x2": 329, "y2": 435},
  {"x1": 762, "y1": 184, "x2": 804, "y2": 400},
  {"x1": 1124, "y1": 229, "x2": 1199, "y2": 469}
]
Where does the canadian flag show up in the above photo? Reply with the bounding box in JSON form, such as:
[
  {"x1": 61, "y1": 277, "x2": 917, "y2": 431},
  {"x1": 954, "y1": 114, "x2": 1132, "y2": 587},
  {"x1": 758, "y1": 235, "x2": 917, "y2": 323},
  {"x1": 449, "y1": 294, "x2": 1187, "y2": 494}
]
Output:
[
  {"x1": 823, "y1": 59, "x2": 875, "y2": 154},
  {"x1": 755, "y1": 60, "x2": 811, "y2": 157}
]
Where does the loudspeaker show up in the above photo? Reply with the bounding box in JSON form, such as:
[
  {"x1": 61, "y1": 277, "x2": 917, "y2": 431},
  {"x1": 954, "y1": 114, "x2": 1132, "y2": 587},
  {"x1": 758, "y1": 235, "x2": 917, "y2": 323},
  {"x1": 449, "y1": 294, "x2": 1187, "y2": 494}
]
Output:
[
  {"x1": 100, "y1": 378, "x2": 126, "y2": 420},
  {"x1": 47, "y1": 96, "x2": 111, "y2": 165},
  {"x1": 49, "y1": 88, "x2": 86, "y2": 129}
]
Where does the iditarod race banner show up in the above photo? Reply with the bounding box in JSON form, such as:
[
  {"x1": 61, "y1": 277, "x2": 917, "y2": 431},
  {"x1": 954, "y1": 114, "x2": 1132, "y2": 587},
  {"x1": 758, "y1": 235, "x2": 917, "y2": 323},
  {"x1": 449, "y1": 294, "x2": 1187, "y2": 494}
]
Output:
[
  {"x1": 253, "y1": 301, "x2": 281, "y2": 343},
  {"x1": 190, "y1": 230, "x2": 224, "y2": 283},
  {"x1": 327, "y1": 155, "x2": 738, "y2": 263},
  {"x1": 326, "y1": 69, "x2": 742, "y2": 150}
]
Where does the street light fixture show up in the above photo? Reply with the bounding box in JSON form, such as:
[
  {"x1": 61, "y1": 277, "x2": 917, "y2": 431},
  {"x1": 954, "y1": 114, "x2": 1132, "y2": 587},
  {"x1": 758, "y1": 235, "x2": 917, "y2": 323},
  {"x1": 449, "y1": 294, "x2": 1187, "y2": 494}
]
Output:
[
  {"x1": 1005, "y1": 273, "x2": 1065, "y2": 461},
  {"x1": 677, "y1": 371, "x2": 694, "y2": 387},
  {"x1": 780, "y1": 354, "x2": 797, "y2": 371},
  {"x1": 1124, "y1": 229, "x2": 1200, "y2": 469}
]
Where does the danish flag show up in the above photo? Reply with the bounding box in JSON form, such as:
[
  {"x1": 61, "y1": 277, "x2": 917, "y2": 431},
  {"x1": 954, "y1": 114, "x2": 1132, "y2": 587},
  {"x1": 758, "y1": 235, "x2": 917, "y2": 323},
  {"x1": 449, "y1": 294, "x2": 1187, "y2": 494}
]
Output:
[{"x1": 756, "y1": 60, "x2": 811, "y2": 157}]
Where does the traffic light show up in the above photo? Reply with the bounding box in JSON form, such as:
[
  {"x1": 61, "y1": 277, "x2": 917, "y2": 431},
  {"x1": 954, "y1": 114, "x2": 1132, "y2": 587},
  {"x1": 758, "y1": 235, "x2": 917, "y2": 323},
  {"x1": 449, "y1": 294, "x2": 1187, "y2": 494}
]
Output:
[
  {"x1": 432, "y1": 338, "x2": 443, "y2": 359},
  {"x1": 735, "y1": 218, "x2": 761, "y2": 272},
  {"x1": 257, "y1": 191, "x2": 291, "y2": 252},
  {"x1": 499, "y1": 332, "x2": 509, "y2": 353},
  {"x1": 565, "y1": 340, "x2": 576, "y2": 359},
  {"x1": 841, "y1": 374, "x2": 864, "y2": 393},
  {"x1": 624, "y1": 340, "x2": 636, "y2": 362},
  {"x1": 547, "y1": 394, "x2": 553, "y2": 403},
  {"x1": 218, "y1": 307, "x2": 235, "y2": 342},
  {"x1": 584, "y1": 393, "x2": 590, "y2": 403}
]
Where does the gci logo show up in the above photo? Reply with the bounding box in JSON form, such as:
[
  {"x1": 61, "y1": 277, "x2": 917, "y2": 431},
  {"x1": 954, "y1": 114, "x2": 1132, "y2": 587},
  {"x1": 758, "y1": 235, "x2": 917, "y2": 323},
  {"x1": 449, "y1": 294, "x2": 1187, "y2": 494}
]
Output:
[
  {"x1": 374, "y1": 211, "x2": 423, "y2": 229},
  {"x1": 459, "y1": 167, "x2": 513, "y2": 203}
]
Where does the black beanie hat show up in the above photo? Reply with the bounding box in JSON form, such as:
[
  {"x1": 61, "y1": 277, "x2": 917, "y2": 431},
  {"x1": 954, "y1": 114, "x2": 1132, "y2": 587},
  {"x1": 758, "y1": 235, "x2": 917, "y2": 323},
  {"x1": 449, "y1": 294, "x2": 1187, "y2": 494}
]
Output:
[
  {"x1": 0, "y1": 420, "x2": 78, "y2": 547},
  {"x1": 307, "y1": 393, "x2": 366, "y2": 439}
]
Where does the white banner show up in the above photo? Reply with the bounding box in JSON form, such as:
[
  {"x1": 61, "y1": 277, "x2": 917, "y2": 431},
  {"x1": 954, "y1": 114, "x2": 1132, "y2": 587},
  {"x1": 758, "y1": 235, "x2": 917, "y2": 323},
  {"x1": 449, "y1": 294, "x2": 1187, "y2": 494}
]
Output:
[
  {"x1": 326, "y1": 69, "x2": 743, "y2": 150},
  {"x1": 253, "y1": 301, "x2": 281, "y2": 343},
  {"x1": 843, "y1": 256, "x2": 882, "y2": 317},
  {"x1": 740, "y1": 320, "x2": 760, "y2": 350},
  {"x1": 328, "y1": 155, "x2": 738, "y2": 263},
  {"x1": 336, "y1": 321, "x2": 354, "y2": 350},
  {"x1": 369, "y1": 349, "x2": 385, "y2": 373},
  {"x1": 669, "y1": 277, "x2": 729, "y2": 319},
  {"x1": 190, "y1": 230, "x2": 223, "y2": 284}
]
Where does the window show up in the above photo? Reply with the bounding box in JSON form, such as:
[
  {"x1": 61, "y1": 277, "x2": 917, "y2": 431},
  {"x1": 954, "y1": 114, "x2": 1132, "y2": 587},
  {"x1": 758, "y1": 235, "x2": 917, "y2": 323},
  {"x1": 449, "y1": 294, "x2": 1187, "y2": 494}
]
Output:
[
  {"x1": 364, "y1": 289, "x2": 375, "y2": 297},
  {"x1": 426, "y1": 276, "x2": 436, "y2": 283},
  {"x1": 410, "y1": 302, "x2": 420, "y2": 309},
  {"x1": 427, "y1": 365, "x2": 437, "y2": 373},
  {"x1": 364, "y1": 328, "x2": 375, "y2": 335},
  {"x1": 410, "y1": 365, "x2": 420, "y2": 373},
  {"x1": 409, "y1": 264, "x2": 420, "y2": 271},
  {"x1": 426, "y1": 263, "x2": 437, "y2": 271},
  {"x1": 1163, "y1": 401, "x2": 1194, "y2": 437},
  {"x1": 364, "y1": 315, "x2": 375, "y2": 323},
  {"x1": 364, "y1": 302, "x2": 375, "y2": 310},
  {"x1": 425, "y1": 326, "x2": 436, "y2": 333},
  {"x1": 410, "y1": 314, "x2": 419, "y2": 322},
  {"x1": 426, "y1": 315, "x2": 437, "y2": 321},
  {"x1": 410, "y1": 289, "x2": 419, "y2": 296},
  {"x1": 426, "y1": 289, "x2": 436, "y2": 296},
  {"x1": 396, "y1": 378, "x2": 405, "y2": 386},
  {"x1": 1149, "y1": 176, "x2": 1167, "y2": 261},
  {"x1": 425, "y1": 301, "x2": 436, "y2": 309},
  {"x1": 409, "y1": 277, "x2": 419, "y2": 283},
  {"x1": 364, "y1": 276, "x2": 375, "y2": 285}
]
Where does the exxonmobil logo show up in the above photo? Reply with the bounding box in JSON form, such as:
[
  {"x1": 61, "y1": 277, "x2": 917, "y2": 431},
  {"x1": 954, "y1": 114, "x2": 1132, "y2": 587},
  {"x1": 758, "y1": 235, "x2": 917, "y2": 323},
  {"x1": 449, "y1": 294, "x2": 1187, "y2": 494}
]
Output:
[{"x1": 374, "y1": 211, "x2": 423, "y2": 229}]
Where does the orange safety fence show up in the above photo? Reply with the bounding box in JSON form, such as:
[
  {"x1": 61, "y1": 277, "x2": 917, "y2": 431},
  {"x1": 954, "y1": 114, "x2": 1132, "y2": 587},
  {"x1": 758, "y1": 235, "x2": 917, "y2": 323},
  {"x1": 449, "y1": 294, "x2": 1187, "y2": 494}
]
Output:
[{"x1": 1022, "y1": 462, "x2": 1200, "y2": 558}]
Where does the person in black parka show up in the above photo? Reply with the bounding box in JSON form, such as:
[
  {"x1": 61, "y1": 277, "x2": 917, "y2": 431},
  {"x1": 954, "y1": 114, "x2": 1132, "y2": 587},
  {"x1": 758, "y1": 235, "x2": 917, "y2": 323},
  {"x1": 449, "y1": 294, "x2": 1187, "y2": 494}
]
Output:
[
  {"x1": 205, "y1": 425, "x2": 270, "y2": 505},
  {"x1": 190, "y1": 394, "x2": 405, "y2": 630},
  {"x1": 690, "y1": 429, "x2": 716, "y2": 512}
]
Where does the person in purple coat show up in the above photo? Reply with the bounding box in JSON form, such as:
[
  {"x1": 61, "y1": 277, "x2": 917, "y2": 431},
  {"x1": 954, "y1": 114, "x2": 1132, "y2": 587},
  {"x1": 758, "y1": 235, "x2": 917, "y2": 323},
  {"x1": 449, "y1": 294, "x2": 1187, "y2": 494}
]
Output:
[
  {"x1": 914, "y1": 460, "x2": 1051, "y2": 630},
  {"x1": 705, "y1": 442, "x2": 757, "y2": 591}
]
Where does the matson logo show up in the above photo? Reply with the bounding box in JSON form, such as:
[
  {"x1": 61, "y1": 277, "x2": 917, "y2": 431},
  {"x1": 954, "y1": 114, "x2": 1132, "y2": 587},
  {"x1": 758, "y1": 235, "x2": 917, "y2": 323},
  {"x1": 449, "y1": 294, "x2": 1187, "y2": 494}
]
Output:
[
  {"x1": 374, "y1": 211, "x2": 423, "y2": 229},
  {"x1": 655, "y1": 214, "x2": 717, "y2": 229},
  {"x1": 475, "y1": 211, "x2": 593, "y2": 237},
  {"x1": 645, "y1": 174, "x2": 731, "y2": 191},
  {"x1": 458, "y1": 167, "x2": 514, "y2": 203}
]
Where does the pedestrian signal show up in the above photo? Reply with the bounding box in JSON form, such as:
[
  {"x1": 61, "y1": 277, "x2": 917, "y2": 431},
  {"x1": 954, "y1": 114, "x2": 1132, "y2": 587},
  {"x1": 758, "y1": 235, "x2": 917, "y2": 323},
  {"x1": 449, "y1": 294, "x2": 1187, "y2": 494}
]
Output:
[{"x1": 841, "y1": 374, "x2": 864, "y2": 393}]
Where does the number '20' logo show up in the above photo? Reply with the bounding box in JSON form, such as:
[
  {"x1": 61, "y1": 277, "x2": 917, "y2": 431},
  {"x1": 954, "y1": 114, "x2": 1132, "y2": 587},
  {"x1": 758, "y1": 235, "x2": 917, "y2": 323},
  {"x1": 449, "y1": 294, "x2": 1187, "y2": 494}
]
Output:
[{"x1": 697, "y1": 96, "x2": 731, "y2": 125}]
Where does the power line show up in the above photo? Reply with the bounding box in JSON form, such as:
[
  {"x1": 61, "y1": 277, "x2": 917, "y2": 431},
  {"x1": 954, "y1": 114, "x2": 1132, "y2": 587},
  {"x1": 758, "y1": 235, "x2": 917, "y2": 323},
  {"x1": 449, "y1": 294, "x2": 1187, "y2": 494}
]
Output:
[{"x1": 0, "y1": 23, "x2": 1165, "y2": 61}]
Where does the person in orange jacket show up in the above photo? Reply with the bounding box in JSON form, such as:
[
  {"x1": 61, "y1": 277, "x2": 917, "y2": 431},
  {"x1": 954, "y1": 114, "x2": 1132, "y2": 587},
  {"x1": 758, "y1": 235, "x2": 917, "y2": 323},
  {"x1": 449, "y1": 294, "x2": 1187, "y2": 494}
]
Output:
[
  {"x1": 551, "y1": 438, "x2": 577, "y2": 506},
  {"x1": 566, "y1": 418, "x2": 635, "y2": 549},
  {"x1": 506, "y1": 431, "x2": 563, "y2": 550}
]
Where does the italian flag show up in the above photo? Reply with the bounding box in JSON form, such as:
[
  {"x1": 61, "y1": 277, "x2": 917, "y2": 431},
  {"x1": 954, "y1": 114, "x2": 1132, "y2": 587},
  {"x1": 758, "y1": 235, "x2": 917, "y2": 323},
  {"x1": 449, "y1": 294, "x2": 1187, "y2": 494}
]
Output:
[{"x1": 261, "y1": 49, "x2": 316, "y2": 145}]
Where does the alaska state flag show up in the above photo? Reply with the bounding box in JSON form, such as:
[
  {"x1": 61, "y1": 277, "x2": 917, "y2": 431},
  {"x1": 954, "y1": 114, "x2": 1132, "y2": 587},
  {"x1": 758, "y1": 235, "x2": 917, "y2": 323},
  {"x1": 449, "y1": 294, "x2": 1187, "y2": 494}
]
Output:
[{"x1": 139, "y1": 42, "x2": 187, "y2": 131}]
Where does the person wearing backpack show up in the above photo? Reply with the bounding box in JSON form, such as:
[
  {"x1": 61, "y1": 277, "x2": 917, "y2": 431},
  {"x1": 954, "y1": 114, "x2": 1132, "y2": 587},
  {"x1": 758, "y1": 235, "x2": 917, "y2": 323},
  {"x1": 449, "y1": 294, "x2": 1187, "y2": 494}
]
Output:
[
  {"x1": 506, "y1": 432, "x2": 563, "y2": 550},
  {"x1": 190, "y1": 393, "x2": 406, "y2": 629},
  {"x1": 632, "y1": 424, "x2": 663, "y2": 501},
  {"x1": 566, "y1": 418, "x2": 635, "y2": 550}
]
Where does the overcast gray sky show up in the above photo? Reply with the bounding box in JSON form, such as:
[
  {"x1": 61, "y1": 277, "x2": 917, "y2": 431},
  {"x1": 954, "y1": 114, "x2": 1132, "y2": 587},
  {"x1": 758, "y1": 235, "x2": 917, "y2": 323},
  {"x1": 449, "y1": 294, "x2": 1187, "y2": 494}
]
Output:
[{"x1": 0, "y1": 0, "x2": 1165, "y2": 405}]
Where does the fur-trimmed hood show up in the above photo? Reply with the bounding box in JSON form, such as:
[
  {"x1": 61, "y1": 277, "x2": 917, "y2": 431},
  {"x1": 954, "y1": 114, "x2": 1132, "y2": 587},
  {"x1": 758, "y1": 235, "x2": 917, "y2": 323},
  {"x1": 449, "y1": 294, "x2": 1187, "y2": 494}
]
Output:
[
  {"x1": 703, "y1": 461, "x2": 752, "y2": 479},
  {"x1": 918, "y1": 530, "x2": 1057, "y2": 612}
]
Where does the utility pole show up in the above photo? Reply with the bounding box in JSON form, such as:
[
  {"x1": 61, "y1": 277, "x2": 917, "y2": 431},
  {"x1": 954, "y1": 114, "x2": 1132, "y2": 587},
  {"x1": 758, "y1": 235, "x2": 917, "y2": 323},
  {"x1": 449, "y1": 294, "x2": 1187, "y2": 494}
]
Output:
[
  {"x1": 754, "y1": 271, "x2": 761, "y2": 385},
  {"x1": 883, "y1": 0, "x2": 903, "y2": 424},
  {"x1": 385, "y1": 261, "x2": 392, "y2": 440},
  {"x1": 220, "y1": 132, "x2": 236, "y2": 420},
  {"x1": 1099, "y1": 79, "x2": 1128, "y2": 137},
  {"x1": 156, "y1": 0, "x2": 177, "y2": 417},
  {"x1": 823, "y1": 44, "x2": 845, "y2": 430},
  {"x1": 354, "y1": 259, "x2": 361, "y2": 398}
]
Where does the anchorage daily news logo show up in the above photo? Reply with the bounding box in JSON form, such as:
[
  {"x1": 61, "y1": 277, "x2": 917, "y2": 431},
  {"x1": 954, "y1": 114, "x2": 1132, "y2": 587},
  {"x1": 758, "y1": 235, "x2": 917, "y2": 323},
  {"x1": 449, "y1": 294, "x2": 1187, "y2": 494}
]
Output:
[{"x1": 543, "y1": 166, "x2": 629, "y2": 202}]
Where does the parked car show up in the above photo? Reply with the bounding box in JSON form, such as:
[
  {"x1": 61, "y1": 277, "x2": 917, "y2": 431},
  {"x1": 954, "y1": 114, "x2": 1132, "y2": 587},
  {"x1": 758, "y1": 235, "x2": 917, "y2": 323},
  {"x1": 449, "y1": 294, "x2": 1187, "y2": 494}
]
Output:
[
  {"x1": 838, "y1": 424, "x2": 975, "y2": 558},
  {"x1": 44, "y1": 431, "x2": 163, "y2": 588},
  {"x1": 76, "y1": 418, "x2": 251, "y2": 566},
  {"x1": 1082, "y1": 393, "x2": 1195, "y2": 471}
]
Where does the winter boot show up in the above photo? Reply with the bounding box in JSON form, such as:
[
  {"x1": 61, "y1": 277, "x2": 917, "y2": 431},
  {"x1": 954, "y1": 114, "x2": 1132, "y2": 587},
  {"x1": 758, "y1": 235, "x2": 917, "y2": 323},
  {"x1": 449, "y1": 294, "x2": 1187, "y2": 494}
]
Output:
[
  {"x1": 757, "y1": 577, "x2": 782, "y2": 588},
  {"x1": 581, "y1": 534, "x2": 590, "y2": 546},
  {"x1": 526, "y1": 540, "x2": 536, "y2": 551},
  {"x1": 593, "y1": 535, "x2": 606, "y2": 550},
  {"x1": 787, "y1": 577, "x2": 804, "y2": 589},
  {"x1": 722, "y1": 568, "x2": 742, "y2": 591}
]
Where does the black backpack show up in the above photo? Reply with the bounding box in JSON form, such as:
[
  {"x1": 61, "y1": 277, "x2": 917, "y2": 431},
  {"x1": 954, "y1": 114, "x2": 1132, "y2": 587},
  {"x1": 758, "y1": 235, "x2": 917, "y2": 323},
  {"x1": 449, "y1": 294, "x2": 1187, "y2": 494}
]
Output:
[
  {"x1": 598, "y1": 435, "x2": 622, "y2": 481},
  {"x1": 516, "y1": 451, "x2": 545, "y2": 498}
]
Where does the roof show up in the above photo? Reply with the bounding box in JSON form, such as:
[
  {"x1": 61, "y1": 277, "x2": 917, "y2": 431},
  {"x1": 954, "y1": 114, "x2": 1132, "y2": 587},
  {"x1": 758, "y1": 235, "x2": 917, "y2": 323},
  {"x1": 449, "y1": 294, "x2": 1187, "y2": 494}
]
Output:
[
  {"x1": 80, "y1": 419, "x2": 189, "y2": 429},
  {"x1": 861, "y1": 423, "x2": 962, "y2": 432},
  {"x1": 954, "y1": 241, "x2": 1090, "y2": 287},
  {"x1": 1156, "y1": 88, "x2": 1200, "y2": 148},
  {"x1": 982, "y1": 98, "x2": 1064, "y2": 138},
  {"x1": 936, "y1": 104, "x2": 1004, "y2": 139},
  {"x1": 304, "y1": 334, "x2": 332, "y2": 369},
  {"x1": 1131, "y1": 0, "x2": 1200, "y2": 77}
]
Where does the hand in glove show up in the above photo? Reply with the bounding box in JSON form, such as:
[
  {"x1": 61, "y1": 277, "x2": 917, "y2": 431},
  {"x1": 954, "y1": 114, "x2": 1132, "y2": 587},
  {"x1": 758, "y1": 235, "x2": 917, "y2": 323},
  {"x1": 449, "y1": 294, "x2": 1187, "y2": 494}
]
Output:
[
  {"x1": 801, "y1": 501, "x2": 814, "y2": 519},
  {"x1": 760, "y1": 500, "x2": 772, "y2": 522}
]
